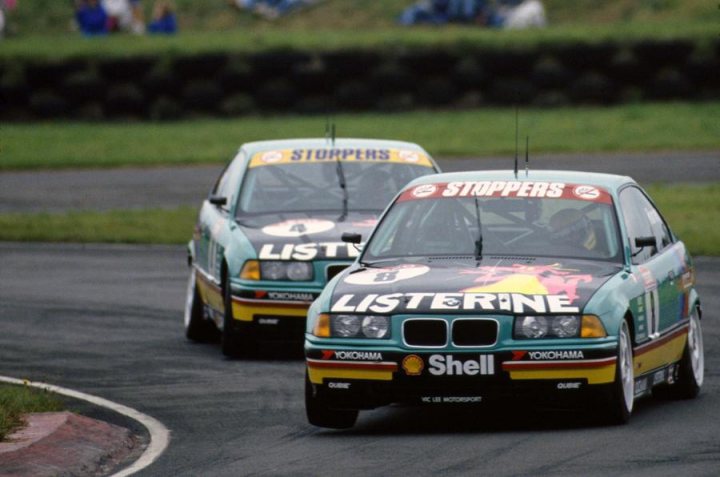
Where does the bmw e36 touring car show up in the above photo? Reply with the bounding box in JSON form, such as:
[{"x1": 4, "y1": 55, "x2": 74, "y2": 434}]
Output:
[
  {"x1": 183, "y1": 138, "x2": 440, "y2": 357},
  {"x1": 304, "y1": 170, "x2": 704, "y2": 428}
]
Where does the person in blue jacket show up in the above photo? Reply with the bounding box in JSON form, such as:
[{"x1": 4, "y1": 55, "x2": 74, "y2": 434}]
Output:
[
  {"x1": 75, "y1": 0, "x2": 109, "y2": 36},
  {"x1": 147, "y1": 0, "x2": 177, "y2": 34}
]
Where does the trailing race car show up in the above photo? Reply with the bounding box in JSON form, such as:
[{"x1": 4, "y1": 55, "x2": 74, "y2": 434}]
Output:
[
  {"x1": 305, "y1": 170, "x2": 704, "y2": 428},
  {"x1": 184, "y1": 138, "x2": 440, "y2": 356}
]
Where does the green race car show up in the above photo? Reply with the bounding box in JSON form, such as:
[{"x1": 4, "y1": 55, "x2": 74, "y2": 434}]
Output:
[
  {"x1": 304, "y1": 170, "x2": 704, "y2": 428},
  {"x1": 183, "y1": 138, "x2": 440, "y2": 356}
]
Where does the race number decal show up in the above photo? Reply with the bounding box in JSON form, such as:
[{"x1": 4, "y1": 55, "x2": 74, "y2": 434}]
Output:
[
  {"x1": 344, "y1": 264, "x2": 430, "y2": 285},
  {"x1": 262, "y1": 219, "x2": 335, "y2": 238}
]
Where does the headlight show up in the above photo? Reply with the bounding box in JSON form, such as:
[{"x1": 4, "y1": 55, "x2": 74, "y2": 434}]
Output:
[
  {"x1": 328, "y1": 314, "x2": 391, "y2": 339},
  {"x1": 258, "y1": 261, "x2": 314, "y2": 281},
  {"x1": 514, "y1": 315, "x2": 606, "y2": 339}
]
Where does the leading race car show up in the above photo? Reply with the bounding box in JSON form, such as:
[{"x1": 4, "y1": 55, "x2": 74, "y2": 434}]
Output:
[
  {"x1": 184, "y1": 138, "x2": 440, "y2": 357},
  {"x1": 304, "y1": 170, "x2": 704, "y2": 428}
]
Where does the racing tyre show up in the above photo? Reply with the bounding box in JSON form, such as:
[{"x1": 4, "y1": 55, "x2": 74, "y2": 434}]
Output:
[
  {"x1": 601, "y1": 321, "x2": 634, "y2": 424},
  {"x1": 305, "y1": 372, "x2": 358, "y2": 429},
  {"x1": 221, "y1": 270, "x2": 254, "y2": 357},
  {"x1": 669, "y1": 308, "x2": 704, "y2": 399},
  {"x1": 184, "y1": 268, "x2": 216, "y2": 342}
]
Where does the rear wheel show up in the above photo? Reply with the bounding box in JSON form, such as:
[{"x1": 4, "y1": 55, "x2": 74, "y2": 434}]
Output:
[
  {"x1": 184, "y1": 268, "x2": 215, "y2": 342},
  {"x1": 305, "y1": 372, "x2": 358, "y2": 429},
  {"x1": 669, "y1": 308, "x2": 704, "y2": 399},
  {"x1": 602, "y1": 321, "x2": 634, "y2": 424}
]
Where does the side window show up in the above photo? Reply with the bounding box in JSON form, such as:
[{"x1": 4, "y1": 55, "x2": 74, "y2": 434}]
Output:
[
  {"x1": 211, "y1": 151, "x2": 246, "y2": 212},
  {"x1": 619, "y1": 187, "x2": 669, "y2": 264}
]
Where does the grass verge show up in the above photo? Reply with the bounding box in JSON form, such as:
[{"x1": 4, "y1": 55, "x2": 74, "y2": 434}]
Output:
[
  {"x1": 2, "y1": 102, "x2": 719, "y2": 170},
  {"x1": 0, "y1": 384, "x2": 64, "y2": 441},
  {"x1": 0, "y1": 184, "x2": 717, "y2": 256}
]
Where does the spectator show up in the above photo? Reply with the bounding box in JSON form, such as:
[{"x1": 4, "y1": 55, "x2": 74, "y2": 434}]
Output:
[
  {"x1": 230, "y1": 0, "x2": 318, "y2": 20},
  {"x1": 148, "y1": 0, "x2": 177, "y2": 34},
  {"x1": 0, "y1": 0, "x2": 17, "y2": 39},
  {"x1": 75, "y1": 0, "x2": 109, "y2": 36},
  {"x1": 490, "y1": 0, "x2": 547, "y2": 29},
  {"x1": 399, "y1": 0, "x2": 491, "y2": 26},
  {"x1": 102, "y1": 0, "x2": 145, "y2": 34}
]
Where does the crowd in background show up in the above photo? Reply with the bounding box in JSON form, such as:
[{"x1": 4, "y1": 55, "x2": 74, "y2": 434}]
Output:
[
  {"x1": 74, "y1": 0, "x2": 177, "y2": 36},
  {"x1": 399, "y1": 0, "x2": 547, "y2": 28}
]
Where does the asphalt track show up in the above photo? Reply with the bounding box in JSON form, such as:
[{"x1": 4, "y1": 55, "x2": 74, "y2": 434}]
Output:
[
  {"x1": 0, "y1": 243, "x2": 718, "y2": 476},
  {"x1": 0, "y1": 152, "x2": 719, "y2": 476},
  {"x1": 0, "y1": 151, "x2": 718, "y2": 212}
]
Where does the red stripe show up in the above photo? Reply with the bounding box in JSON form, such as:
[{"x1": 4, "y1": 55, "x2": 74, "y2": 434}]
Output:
[
  {"x1": 307, "y1": 360, "x2": 398, "y2": 372},
  {"x1": 232, "y1": 297, "x2": 310, "y2": 309},
  {"x1": 634, "y1": 324, "x2": 688, "y2": 356},
  {"x1": 502, "y1": 357, "x2": 616, "y2": 371}
]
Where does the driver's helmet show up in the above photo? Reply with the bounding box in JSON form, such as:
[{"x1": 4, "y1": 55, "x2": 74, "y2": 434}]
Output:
[{"x1": 549, "y1": 208, "x2": 597, "y2": 250}]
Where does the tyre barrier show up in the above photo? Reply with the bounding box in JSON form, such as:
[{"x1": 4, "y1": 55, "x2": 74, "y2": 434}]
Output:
[{"x1": 1, "y1": 39, "x2": 718, "y2": 121}]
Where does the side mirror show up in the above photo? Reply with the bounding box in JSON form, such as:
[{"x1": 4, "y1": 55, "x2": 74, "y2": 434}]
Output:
[
  {"x1": 341, "y1": 232, "x2": 362, "y2": 244},
  {"x1": 635, "y1": 236, "x2": 657, "y2": 249},
  {"x1": 209, "y1": 195, "x2": 227, "y2": 206}
]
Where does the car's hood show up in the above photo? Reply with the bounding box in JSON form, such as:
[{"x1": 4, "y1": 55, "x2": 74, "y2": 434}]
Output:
[
  {"x1": 329, "y1": 257, "x2": 622, "y2": 315},
  {"x1": 236, "y1": 212, "x2": 378, "y2": 261}
]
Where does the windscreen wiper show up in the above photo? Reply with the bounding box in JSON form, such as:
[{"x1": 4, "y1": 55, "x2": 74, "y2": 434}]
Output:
[{"x1": 474, "y1": 196, "x2": 483, "y2": 261}]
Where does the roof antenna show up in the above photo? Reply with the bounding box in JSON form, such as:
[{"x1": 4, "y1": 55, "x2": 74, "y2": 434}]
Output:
[
  {"x1": 331, "y1": 122, "x2": 336, "y2": 147},
  {"x1": 325, "y1": 113, "x2": 331, "y2": 144},
  {"x1": 514, "y1": 105, "x2": 519, "y2": 179},
  {"x1": 525, "y1": 136, "x2": 529, "y2": 177}
]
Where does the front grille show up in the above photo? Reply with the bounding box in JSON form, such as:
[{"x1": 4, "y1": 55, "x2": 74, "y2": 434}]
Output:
[
  {"x1": 403, "y1": 319, "x2": 447, "y2": 347},
  {"x1": 452, "y1": 319, "x2": 498, "y2": 347},
  {"x1": 326, "y1": 264, "x2": 348, "y2": 282}
]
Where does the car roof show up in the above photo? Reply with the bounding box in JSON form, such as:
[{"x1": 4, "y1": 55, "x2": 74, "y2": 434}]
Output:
[
  {"x1": 405, "y1": 169, "x2": 635, "y2": 191},
  {"x1": 240, "y1": 138, "x2": 430, "y2": 155}
]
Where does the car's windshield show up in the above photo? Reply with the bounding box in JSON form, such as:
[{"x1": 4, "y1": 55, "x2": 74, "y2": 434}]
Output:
[
  {"x1": 365, "y1": 183, "x2": 623, "y2": 262},
  {"x1": 237, "y1": 161, "x2": 432, "y2": 216}
]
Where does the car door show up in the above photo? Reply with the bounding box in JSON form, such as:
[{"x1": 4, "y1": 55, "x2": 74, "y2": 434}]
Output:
[{"x1": 619, "y1": 186, "x2": 683, "y2": 342}]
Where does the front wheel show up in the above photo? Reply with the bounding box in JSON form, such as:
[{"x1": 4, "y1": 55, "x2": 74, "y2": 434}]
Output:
[
  {"x1": 305, "y1": 372, "x2": 358, "y2": 429},
  {"x1": 221, "y1": 269, "x2": 255, "y2": 358},
  {"x1": 184, "y1": 268, "x2": 216, "y2": 342},
  {"x1": 601, "y1": 321, "x2": 634, "y2": 424}
]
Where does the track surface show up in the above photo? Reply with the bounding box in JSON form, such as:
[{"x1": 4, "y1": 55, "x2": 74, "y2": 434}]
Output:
[
  {"x1": 1, "y1": 151, "x2": 717, "y2": 212},
  {"x1": 0, "y1": 243, "x2": 718, "y2": 476},
  {"x1": 1, "y1": 152, "x2": 719, "y2": 476}
]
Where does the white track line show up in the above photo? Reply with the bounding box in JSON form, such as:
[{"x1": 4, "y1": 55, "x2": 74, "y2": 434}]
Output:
[{"x1": 0, "y1": 375, "x2": 170, "y2": 476}]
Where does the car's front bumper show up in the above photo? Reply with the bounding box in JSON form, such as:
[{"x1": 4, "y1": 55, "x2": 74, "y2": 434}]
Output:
[{"x1": 305, "y1": 345, "x2": 618, "y2": 408}]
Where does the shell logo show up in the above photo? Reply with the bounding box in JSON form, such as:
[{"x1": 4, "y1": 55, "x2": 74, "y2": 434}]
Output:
[
  {"x1": 412, "y1": 184, "x2": 437, "y2": 198},
  {"x1": 402, "y1": 354, "x2": 424, "y2": 376},
  {"x1": 573, "y1": 185, "x2": 600, "y2": 201},
  {"x1": 260, "y1": 151, "x2": 283, "y2": 164},
  {"x1": 399, "y1": 150, "x2": 420, "y2": 163}
]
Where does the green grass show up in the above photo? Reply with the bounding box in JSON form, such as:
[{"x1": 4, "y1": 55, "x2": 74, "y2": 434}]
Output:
[
  {"x1": 0, "y1": 207, "x2": 197, "y2": 244},
  {"x1": 1, "y1": 0, "x2": 716, "y2": 59},
  {"x1": 0, "y1": 184, "x2": 717, "y2": 256},
  {"x1": 0, "y1": 384, "x2": 64, "y2": 441},
  {"x1": 2, "y1": 102, "x2": 719, "y2": 171},
  {"x1": 646, "y1": 183, "x2": 720, "y2": 257}
]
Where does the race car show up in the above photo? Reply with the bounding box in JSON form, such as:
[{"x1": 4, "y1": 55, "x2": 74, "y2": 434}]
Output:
[
  {"x1": 183, "y1": 138, "x2": 440, "y2": 357},
  {"x1": 304, "y1": 170, "x2": 704, "y2": 428}
]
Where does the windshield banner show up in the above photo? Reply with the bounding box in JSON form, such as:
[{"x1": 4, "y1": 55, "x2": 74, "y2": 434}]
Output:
[
  {"x1": 249, "y1": 149, "x2": 434, "y2": 168},
  {"x1": 399, "y1": 182, "x2": 612, "y2": 204}
]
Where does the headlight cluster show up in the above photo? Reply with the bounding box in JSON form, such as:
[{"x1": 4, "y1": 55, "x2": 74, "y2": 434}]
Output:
[
  {"x1": 313, "y1": 314, "x2": 391, "y2": 339},
  {"x1": 514, "y1": 315, "x2": 606, "y2": 339},
  {"x1": 240, "y1": 260, "x2": 313, "y2": 281}
]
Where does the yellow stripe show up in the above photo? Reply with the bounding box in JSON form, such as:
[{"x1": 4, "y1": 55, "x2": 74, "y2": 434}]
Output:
[
  {"x1": 507, "y1": 364, "x2": 616, "y2": 385},
  {"x1": 196, "y1": 277, "x2": 224, "y2": 313},
  {"x1": 634, "y1": 333, "x2": 686, "y2": 377},
  {"x1": 308, "y1": 367, "x2": 394, "y2": 384},
  {"x1": 249, "y1": 148, "x2": 433, "y2": 168},
  {"x1": 231, "y1": 301, "x2": 307, "y2": 322}
]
